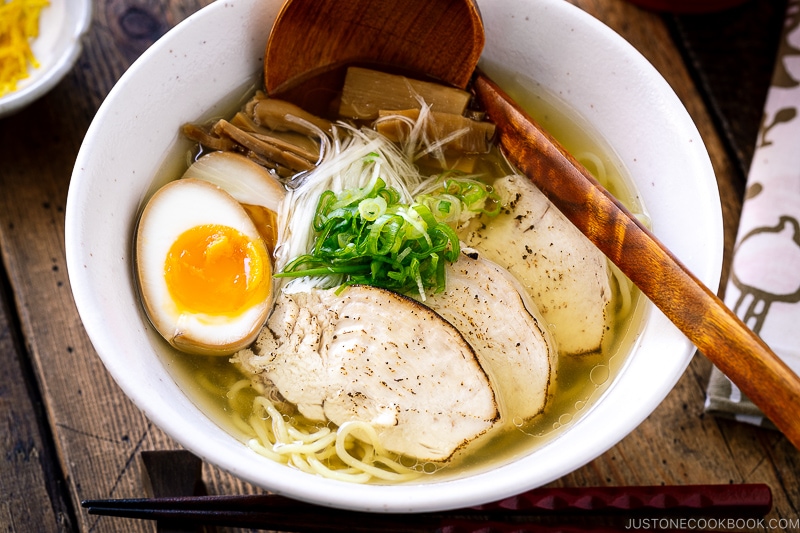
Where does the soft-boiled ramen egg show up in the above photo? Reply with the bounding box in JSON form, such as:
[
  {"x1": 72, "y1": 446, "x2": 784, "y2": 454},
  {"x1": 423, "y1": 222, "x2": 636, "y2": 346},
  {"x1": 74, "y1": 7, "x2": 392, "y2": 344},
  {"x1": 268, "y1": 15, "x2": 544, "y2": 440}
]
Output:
[
  {"x1": 181, "y1": 151, "x2": 286, "y2": 255},
  {"x1": 135, "y1": 178, "x2": 273, "y2": 356}
]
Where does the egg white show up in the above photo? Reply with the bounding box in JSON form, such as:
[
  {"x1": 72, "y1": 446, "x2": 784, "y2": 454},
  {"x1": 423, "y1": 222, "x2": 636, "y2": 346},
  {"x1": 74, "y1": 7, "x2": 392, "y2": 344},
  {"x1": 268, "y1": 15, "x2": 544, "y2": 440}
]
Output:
[
  {"x1": 135, "y1": 178, "x2": 272, "y2": 355},
  {"x1": 181, "y1": 151, "x2": 286, "y2": 212}
]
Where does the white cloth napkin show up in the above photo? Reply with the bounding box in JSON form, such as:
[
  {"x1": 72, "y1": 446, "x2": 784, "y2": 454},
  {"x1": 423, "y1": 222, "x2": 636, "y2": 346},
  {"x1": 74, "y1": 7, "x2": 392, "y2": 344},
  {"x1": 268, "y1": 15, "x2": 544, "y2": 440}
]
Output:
[{"x1": 705, "y1": 0, "x2": 800, "y2": 428}]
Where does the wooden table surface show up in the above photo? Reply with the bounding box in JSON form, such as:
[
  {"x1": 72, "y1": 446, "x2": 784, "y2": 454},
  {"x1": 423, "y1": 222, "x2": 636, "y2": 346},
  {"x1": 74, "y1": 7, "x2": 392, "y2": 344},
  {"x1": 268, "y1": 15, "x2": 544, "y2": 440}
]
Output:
[{"x1": 1, "y1": 0, "x2": 798, "y2": 531}]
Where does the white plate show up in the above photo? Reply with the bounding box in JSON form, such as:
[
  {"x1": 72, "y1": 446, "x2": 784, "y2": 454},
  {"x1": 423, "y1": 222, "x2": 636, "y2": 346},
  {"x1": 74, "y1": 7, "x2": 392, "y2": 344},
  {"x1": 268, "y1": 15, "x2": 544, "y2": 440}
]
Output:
[{"x1": 0, "y1": 0, "x2": 92, "y2": 118}]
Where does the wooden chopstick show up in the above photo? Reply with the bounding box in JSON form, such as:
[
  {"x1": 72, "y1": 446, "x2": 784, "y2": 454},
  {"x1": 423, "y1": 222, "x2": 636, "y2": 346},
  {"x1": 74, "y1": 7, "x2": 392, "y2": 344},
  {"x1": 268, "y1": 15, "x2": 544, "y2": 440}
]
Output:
[{"x1": 82, "y1": 483, "x2": 772, "y2": 531}]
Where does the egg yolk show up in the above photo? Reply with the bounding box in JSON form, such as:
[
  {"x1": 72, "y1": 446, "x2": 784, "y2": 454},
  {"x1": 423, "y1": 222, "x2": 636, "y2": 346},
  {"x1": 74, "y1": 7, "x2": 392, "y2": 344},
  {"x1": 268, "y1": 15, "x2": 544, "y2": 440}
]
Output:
[{"x1": 164, "y1": 224, "x2": 270, "y2": 316}]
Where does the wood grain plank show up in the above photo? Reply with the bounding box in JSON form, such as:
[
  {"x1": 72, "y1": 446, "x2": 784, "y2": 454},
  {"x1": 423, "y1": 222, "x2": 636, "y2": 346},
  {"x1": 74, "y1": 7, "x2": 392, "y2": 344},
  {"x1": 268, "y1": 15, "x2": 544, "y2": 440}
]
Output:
[
  {"x1": 1, "y1": 1, "x2": 798, "y2": 532},
  {"x1": 667, "y1": 0, "x2": 787, "y2": 177},
  {"x1": 0, "y1": 264, "x2": 68, "y2": 531}
]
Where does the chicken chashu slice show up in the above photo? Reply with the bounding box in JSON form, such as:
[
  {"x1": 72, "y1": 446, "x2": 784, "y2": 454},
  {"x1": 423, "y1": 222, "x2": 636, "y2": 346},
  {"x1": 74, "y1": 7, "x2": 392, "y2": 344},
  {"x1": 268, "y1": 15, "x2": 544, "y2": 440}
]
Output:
[
  {"x1": 459, "y1": 175, "x2": 612, "y2": 355},
  {"x1": 424, "y1": 251, "x2": 556, "y2": 423},
  {"x1": 233, "y1": 285, "x2": 499, "y2": 462}
]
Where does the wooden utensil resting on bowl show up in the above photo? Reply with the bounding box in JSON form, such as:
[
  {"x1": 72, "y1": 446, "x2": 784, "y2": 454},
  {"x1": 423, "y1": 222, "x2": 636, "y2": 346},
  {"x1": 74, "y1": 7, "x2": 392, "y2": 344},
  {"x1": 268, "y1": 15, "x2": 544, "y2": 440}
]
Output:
[{"x1": 264, "y1": 0, "x2": 800, "y2": 449}]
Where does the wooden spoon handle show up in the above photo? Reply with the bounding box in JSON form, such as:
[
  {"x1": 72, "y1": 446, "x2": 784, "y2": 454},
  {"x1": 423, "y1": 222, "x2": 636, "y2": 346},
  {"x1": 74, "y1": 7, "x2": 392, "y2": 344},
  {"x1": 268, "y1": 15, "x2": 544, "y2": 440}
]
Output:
[{"x1": 473, "y1": 72, "x2": 800, "y2": 449}]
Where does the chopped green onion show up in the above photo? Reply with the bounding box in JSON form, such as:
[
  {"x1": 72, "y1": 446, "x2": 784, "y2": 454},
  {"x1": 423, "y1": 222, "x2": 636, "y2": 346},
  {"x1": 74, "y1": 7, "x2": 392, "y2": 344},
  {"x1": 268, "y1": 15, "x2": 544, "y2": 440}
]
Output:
[
  {"x1": 415, "y1": 175, "x2": 501, "y2": 224},
  {"x1": 277, "y1": 177, "x2": 460, "y2": 298},
  {"x1": 358, "y1": 196, "x2": 387, "y2": 221}
]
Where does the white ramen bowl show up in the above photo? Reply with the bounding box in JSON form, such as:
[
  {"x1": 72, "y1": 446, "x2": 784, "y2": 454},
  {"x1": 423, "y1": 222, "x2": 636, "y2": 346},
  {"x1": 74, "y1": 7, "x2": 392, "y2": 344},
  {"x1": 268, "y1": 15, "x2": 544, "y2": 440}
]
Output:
[{"x1": 66, "y1": 0, "x2": 723, "y2": 512}]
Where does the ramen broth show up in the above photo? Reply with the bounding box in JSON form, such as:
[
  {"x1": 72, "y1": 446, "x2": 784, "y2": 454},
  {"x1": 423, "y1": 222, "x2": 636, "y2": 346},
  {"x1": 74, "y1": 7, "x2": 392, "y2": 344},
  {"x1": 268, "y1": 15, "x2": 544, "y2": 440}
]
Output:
[{"x1": 151, "y1": 71, "x2": 647, "y2": 482}]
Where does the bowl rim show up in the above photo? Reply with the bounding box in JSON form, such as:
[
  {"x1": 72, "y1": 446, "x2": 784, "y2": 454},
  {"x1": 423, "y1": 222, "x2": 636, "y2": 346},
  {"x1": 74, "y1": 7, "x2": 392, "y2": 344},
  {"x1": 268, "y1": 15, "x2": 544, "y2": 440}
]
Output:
[{"x1": 65, "y1": 0, "x2": 723, "y2": 512}]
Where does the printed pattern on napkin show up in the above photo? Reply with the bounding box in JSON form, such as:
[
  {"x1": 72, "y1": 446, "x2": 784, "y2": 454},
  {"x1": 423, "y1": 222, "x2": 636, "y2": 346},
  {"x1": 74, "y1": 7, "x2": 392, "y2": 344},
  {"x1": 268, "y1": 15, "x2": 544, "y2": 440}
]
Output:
[{"x1": 705, "y1": 0, "x2": 800, "y2": 427}]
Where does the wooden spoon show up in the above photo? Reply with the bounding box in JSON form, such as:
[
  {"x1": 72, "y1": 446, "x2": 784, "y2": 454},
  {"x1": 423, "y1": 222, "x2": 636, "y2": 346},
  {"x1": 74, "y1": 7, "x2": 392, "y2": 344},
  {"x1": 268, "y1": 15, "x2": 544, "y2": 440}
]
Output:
[
  {"x1": 264, "y1": 0, "x2": 800, "y2": 449},
  {"x1": 264, "y1": 0, "x2": 484, "y2": 101}
]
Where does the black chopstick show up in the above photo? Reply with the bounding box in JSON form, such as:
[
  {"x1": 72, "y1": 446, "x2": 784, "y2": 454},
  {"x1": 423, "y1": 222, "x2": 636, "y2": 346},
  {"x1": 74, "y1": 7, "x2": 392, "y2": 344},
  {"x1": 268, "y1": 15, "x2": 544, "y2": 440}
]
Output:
[
  {"x1": 82, "y1": 483, "x2": 772, "y2": 532},
  {"x1": 80, "y1": 506, "x2": 659, "y2": 533},
  {"x1": 81, "y1": 504, "x2": 642, "y2": 533}
]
